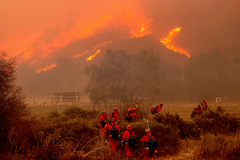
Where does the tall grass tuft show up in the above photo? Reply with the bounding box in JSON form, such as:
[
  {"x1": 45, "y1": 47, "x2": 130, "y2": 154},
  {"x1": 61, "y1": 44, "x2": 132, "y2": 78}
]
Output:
[{"x1": 194, "y1": 133, "x2": 240, "y2": 160}]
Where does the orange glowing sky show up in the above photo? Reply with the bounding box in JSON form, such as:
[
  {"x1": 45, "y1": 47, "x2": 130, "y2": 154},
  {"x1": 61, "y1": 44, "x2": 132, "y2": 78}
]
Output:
[{"x1": 1, "y1": 0, "x2": 240, "y2": 71}]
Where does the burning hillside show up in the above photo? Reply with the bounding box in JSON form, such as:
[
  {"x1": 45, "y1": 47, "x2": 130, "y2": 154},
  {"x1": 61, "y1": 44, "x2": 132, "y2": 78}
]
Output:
[{"x1": 1, "y1": 1, "x2": 193, "y2": 73}]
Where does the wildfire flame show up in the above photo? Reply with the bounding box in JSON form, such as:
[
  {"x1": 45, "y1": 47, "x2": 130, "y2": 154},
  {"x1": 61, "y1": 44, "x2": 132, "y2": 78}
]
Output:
[
  {"x1": 36, "y1": 63, "x2": 57, "y2": 73},
  {"x1": 86, "y1": 49, "x2": 101, "y2": 61},
  {"x1": 18, "y1": 7, "x2": 152, "y2": 65},
  {"x1": 160, "y1": 27, "x2": 190, "y2": 58},
  {"x1": 72, "y1": 40, "x2": 112, "y2": 59}
]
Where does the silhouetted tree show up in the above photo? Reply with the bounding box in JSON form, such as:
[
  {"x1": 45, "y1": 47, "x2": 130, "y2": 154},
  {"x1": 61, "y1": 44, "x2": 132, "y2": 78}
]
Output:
[
  {"x1": 0, "y1": 51, "x2": 27, "y2": 151},
  {"x1": 84, "y1": 50, "x2": 133, "y2": 105},
  {"x1": 84, "y1": 49, "x2": 183, "y2": 104},
  {"x1": 183, "y1": 47, "x2": 231, "y2": 100}
]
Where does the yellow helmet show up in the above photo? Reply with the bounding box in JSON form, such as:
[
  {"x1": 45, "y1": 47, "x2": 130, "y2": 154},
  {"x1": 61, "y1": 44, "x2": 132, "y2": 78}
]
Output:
[{"x1": 145, "y1": 129, "x2": 151, "y2": 133}]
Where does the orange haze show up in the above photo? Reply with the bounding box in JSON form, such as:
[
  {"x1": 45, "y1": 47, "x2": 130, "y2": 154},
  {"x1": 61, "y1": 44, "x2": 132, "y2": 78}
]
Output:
[{"x1": 1, "y1": 0, "x2": 240, "y2": 72}]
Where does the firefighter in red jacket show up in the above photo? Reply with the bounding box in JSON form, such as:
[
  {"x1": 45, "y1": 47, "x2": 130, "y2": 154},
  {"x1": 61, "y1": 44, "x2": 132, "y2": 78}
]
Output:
[
  {"x1": 155, "y1": 102, "x2": 164, "y2": 113},
  {"x1": 135, "y1": 101, "x2": 140, "y2": 111},
  {"x1": 131, "y1": 108, "x2": 138, "y2": 122},
  {"x1": 122, "y1": 124, "x2": 135, "y2": 157},
  {"x1": 202, "y1": 104, "x2": 208, "y2": 111},
  {"x1": 104, "y1": 118, "x2": 120, "y2": 154},
  {"x1": 201, "y1": 98, "x2": 208, "y2": 110},
  {"x1": 197, "y1": 103, "x2": 203, "y2": 115},
  {"x1": 98, "y1": 111, "x2": 108, "y2": 137},
  {"x1": 141, "y1": 129, "x2": 156, "y2": 160},
  {"x1": 99, "y1": 111, "x2": 108, "y2": 127},
  {"x1": 110, "y1": 107, "x2": 119, "y2": 123},
  {"x1": 191, "y1": 106, "x2": 198, "y2": 118},
  {"x1": 125, "y1": 108, "x2": 133, "y2": 122},
  {"x1": 201, "y1": 98, "x2": 208, "y2": 106}
]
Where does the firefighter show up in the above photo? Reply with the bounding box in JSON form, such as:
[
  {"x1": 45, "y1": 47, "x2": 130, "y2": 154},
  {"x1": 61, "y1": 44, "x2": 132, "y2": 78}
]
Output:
[
  {"x1": 202, "y1": 104, "x2": 208, "y2": 111},
  {"x1": 135, "y1": 101, "x2": 140, "y2": 111},
  {"x1": 110, "y1": 107, "x2": 119, "y2": 123},
  {"x1": 197, "y1": 103, "x2": 203, "y2": 115},
  {"x1": 104, "y1": 118, "x2": 120, "y2": 154},
  {"x1": 191, "y1": 106, "x2": 198, "y2": 118},
  {"x1": 115, "y1": 107, "x2": 120, "y2": 116},
  {"x1": 201, "y1": 98, "x2": 208, "y2": 109},
  {"x1": 98, "y1": 111, "x2": 108, "y2": 137},
  {"x1": 131, "y1": 108, "x2": 138, "y2": 122},
  {"x1": 141, "y1": 129, "x2": 157, "y2": 160},
  {"x1": 155, "y1": 102, "x2": 164, "y2": 114},
  {"x1": 99, "y1": 111, "x2": 108, "y2": 127},
  {"x1": 122, "y1": 124, "x2": 136, "y2": 158},
  {"x1": 125, "y1": 108, "x2": 133, "y2": 122}
]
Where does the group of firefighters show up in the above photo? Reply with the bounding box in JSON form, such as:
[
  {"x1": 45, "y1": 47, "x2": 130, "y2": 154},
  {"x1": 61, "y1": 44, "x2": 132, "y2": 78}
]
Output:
[
  {"x1": 97, "y1": 98, "x2": 208, "y2": 159},
  {"x1": 98, "y1": 102, "x2": 157, "y2": 159},
  {"x1": 191, "y1": 98, "x2": 208, "y2": 118}
]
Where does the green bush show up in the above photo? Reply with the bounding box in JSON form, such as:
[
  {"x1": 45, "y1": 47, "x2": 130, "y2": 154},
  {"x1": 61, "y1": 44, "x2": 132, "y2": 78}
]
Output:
[
  {"x1": 154, "y1": 112, "x2": 201, "y2": 138},
  {"x1": 62, "y1": 106, "x2": 98, "y2": 120},
  {"x1": 193, "y1": 106, "x2": 240, "y2": 134},
  {"x1": 119, "y1": 120, "x2": 180, "y2": 156},
  {"x1": 0, "y1": 52, "x2": 27, "y2": 152},
  {"x1": 48, "y1": 110, "x2": 60, "y2": 119}
]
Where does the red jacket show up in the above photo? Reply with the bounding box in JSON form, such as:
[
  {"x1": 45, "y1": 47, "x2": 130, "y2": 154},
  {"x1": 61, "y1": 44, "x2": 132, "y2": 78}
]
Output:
[
  {"x1": 104, "y1": 122, "x2": 120, "y2": 135},
  {"x1": 131, "y1": 112, "x2": 137, "y2": 120},
  {"x1": 122, "y1": 130, "x2": 135, "y2": 142},
  {"x1": 116, "y1": 110, "x2": 120, "y2": 116},
  {"x1": 110, "y1": 111, "x2": 119, "y2": 121},
  {"x1": 201, "y1": 101, "x2": 207, "y2": 106},
  {"x1": 141, "y1": 134, "x2": 155, "y2": 147},
  {"x1": 155, "y1": 105, "x2": 162, "y2": 113},
  {"x1": 126, "y1": 112, "x2": 132, "y2": 117},
  {"x1": 98, "y1": 114, "x2": 108, "y2": 124},
  {"x1": 197, "y1": 106, "x2": 203, "y2": 114}
]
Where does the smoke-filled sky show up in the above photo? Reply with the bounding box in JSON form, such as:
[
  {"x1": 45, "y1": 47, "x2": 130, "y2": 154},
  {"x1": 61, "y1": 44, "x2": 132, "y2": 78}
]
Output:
[{"x1": 1, "y1": 0, "x2": 240, "y2": 70}]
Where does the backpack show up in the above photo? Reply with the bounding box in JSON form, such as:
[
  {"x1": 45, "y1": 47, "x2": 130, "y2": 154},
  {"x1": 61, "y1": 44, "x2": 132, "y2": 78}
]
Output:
[
  {"x1": 148, "y1": 136, "x2": 157, "y2": 155},
  {"x1": 125, "y1": 113, "x2": 132, "y2": 122},
  {"x1": 111, "y1": 112, "x2": 115, "y2": 118},
  {"x1": 150, "y1": 107, "x2": 157, "y2": 115},
  {"x1": 128, "y1": 131, "x2": 137, "y2": 148},
  {"x1": 110, "y1": 124, "x2": 119, "y2": 138},
  {"x1": 100, "y1": 117, "x2": 107, "y2": 127}
]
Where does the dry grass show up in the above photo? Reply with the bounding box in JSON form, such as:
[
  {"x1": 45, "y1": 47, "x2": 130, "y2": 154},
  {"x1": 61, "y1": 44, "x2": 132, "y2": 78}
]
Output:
[{"x1": 6, "y1": 101, "x2": 240, "y2": 160}]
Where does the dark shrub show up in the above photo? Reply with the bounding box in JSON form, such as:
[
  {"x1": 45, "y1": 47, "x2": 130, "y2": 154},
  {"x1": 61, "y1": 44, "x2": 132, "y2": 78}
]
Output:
[
  {"x1": 62, "y1": 106, "x2": 97, "y2": 120},
  {"x1": 48, "y1": 110, "x2": 60, "y2": 119},
  {"x1": 0, "y1": 51, "x2": 27, "y2": 152},
  {"x1": 193, "y1": 106, "x2": 240, "y2": 134},
  {"x1": 225, "y1": 144, "x2": 240, "y2": 160},
  {"x1": 121, "y1": 120, "x2": 180, "y2": 156},
  {"x1": 154, "y1": 112, "x2": 201, "y2": 138}
]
